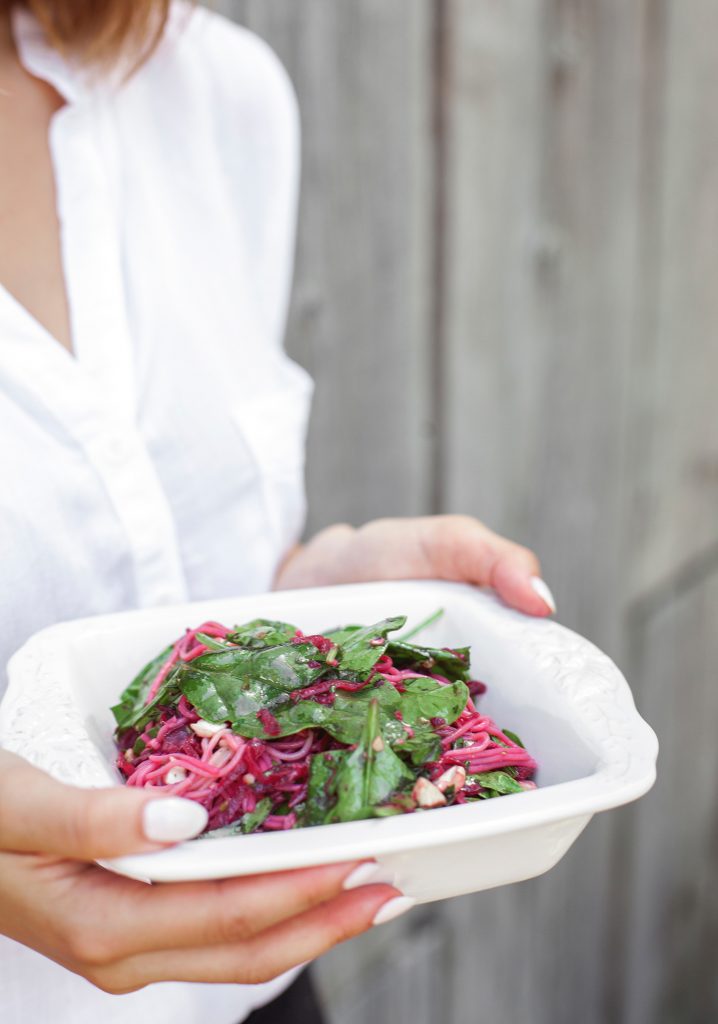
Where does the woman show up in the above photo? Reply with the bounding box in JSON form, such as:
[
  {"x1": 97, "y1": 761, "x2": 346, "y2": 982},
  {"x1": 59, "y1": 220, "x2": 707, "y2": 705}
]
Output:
[{"x1": 0, "y1": 2, "x2": 556, "y2": 1022}]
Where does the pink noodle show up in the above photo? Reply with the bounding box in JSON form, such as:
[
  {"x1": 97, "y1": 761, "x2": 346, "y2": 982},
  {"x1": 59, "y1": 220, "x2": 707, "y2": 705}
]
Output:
[{"x1": 118, "y1": 625, "x2": 537, "y2": 833}]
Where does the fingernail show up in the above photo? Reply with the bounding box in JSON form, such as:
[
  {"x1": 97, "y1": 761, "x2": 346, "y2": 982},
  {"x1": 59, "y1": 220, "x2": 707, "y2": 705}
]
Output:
[
  {"x1": 529, "y1": 576, "x2": 557, "y2": 614},
  {"x1": 143, "y1": 797, "x2": 208, "y2": 843},
  {"x1": 372, "y1": 896, "x2": 415, "y2": 926},
  {"x1": 343, "y1": 862, "x2": 396, "y2": 890}
]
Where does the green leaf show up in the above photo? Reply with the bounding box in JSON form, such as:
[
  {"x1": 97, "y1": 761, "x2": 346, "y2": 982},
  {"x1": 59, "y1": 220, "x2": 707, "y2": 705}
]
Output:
[
  {"x1": 301, "y1": 750, "x2": 348, "y2": 826},
  {"x1": 383, "y1": 678, "x2": 469, "y2": 765},
  {"x1": 385, "y1": 640, "x2": 471, "y2": 683},
  {"x1": 334, "y1": 616, "x2": 407, "y2": 677},
  {"x1": 400, "y1": 677, "x2": 469, "y2": 725},
  {"x1": 472, "y1": 770, "x2": 524, "y2": 796},
  {"x1": 226, "y1": 619, "x2": 298, "y2": 649},
  {"x1": 234, "y1": 680, "x2": 401, "y2": 743},
  {"x1": 223, "y1": 676, "x2": 467, "y2": 759},
  {"x1": 240, "y1": 797, "x2": 273, "y2": 833},
  {"x1": 199, "y1": 798, "x2": 274, "y2": 837},
  {"x1": 111, "y1": 643, "x2": 175, "y2": 729},
  {"x1": 322, "y1": 624, "x2": 363, "y2": 645},
  {"x1": 502, "y1": 728, "x2": 525, "y2": 749},
  {"x1": 194, "y1": 633, "x2": 236, "y2": 652},
  {"x1": 115, "y1": 676, "x2": 182, "y2": 735},
  {"x1": 174, "y1": 641, "x2": 328, "y2": 728},
  {"x1": 328, "y1": 699, "x2": 414, "y2": 823}
]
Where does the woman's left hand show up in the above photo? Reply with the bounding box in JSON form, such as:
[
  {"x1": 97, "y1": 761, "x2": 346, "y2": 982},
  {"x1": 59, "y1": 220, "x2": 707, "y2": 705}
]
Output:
[{"x1": 274, "y1": 515, "x2": 556, "y2": 617}]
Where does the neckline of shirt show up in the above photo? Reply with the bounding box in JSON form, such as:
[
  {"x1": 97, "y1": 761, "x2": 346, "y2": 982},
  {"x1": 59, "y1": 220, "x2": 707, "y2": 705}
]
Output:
[
  {"x1": 11, "y1": 6, "x2": 91, "y2": 104},
  {"x1": 8, "y1": 8, "x2": 139, "y2": 424},
  {"x1": 11, "y1": 2, "x2": 196, "y2": 104}
]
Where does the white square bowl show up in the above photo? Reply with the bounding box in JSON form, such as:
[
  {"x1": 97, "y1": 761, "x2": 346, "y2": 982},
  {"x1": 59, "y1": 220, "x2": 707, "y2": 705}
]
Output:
[{"x1": 0, "y1": 581, "x2": 657, "y2": 902}]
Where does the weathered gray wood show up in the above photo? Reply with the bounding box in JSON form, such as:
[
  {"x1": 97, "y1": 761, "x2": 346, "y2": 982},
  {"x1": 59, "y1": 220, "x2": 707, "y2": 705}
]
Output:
[
  {"x1": 220, "y1": 0, "x2": 435, "y2": 531},
  {"x1": 624, "y1": 0, "x2": 718, "y2": 602},
  {"x1": 616, "y1": 4, "x2": 718, "y2": 1019},
  {"x1": 443, "y1": 0, "x2": 648, "y2": 651},
  {"x1": 317, "y1": 912, "x2": 450, "y2": 1024},
  {"x1": 621, "y1": 571, "x2": 718, "y2": 1024},
  {"x1": 210, "y1": 4, "x2": 718, "y2": 1023},
  {"x1": 442, "y1": 4, "x2": 649, "y2": 1023}
]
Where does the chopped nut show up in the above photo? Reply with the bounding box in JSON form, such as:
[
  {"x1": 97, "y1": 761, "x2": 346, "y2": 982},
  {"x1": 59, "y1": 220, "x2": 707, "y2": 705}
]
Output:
[
  {"x1": 164, "y1": 765, "x2": 188, "y2": 785},
  {"x1": 371, "y1": 736, "x2": 385, "y2": 752},
  {"x1": 412, "y1": 777, "x2": 447, "y2": 808},
  {"x1": 190, "y1": 719, "x2": 226, "y2": 738},
  {"x1": 435, "y1": 766, "x2": 467, "y2": 794}
]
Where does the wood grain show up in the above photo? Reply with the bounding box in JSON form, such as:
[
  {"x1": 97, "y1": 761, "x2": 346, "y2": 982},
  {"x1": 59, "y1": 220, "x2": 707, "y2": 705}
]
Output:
[
  {"x1": 621, "y1": 570, "x2": 718, "y2": 1024},
  {"x1": 442, "y1": 3, "x2": 648, "y2": 1015},
  {"x1": 222, "y1": 0, "x2": 435, "y2": 531},
  {"x1": 211, "y1": 4, "x2": 717, "y2": 1022}
]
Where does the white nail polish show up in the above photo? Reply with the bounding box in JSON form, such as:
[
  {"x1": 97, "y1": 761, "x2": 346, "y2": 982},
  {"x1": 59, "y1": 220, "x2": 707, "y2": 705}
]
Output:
[
  {"x1": 143, "y1": 797, "x2": 208, "y2": 843},
  {"x1": 529, "y1": 576, "x2": 557, "y2": 614},
  {"x1": 372, "y1": 896, "x2": 415, "y2": 926},
  {"x1": 343, "y1": 862, "x2": 396, "y2": 890}
]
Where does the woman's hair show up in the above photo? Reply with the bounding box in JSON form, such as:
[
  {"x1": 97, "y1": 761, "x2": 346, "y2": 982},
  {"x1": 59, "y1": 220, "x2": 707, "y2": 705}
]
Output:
[{"x1": 4, "y1": 0, "x2": 172, "y2": 67}]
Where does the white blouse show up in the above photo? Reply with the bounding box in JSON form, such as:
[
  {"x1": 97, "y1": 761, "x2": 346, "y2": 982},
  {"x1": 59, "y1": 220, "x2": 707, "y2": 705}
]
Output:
[{"x1": 1, "y1": 4, "x2": 311, "y2": 1022}]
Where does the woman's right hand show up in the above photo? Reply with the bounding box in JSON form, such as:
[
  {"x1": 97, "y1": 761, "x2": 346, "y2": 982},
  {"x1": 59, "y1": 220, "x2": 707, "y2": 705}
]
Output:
[{"x1": 0, "y1": 751, "x2": 407, "y2": 994}]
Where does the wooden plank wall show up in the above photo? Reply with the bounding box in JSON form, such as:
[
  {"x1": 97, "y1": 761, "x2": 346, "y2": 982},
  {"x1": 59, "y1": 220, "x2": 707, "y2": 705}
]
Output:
[{"x1": 217, "y1": 3, "x2": 718, "y2": 1022}]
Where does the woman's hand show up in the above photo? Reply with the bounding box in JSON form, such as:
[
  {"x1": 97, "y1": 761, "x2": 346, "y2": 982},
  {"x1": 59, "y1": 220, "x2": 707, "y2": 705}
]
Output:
[
  {"x1": 275, "y1": 515, "x2": 556, "y2": 617},
  {"x1": 0, "y1": 752, "x2": 403, "y2": 994}
]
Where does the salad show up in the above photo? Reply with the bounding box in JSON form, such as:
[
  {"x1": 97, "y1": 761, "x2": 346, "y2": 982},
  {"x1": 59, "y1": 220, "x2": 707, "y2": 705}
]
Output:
[{"x1": 113, "y1": 613, "x2": 537, "y2": 836}]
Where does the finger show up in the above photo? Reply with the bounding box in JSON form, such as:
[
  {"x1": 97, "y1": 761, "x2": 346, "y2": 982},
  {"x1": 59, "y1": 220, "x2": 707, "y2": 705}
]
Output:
[
  {"x1": 97, "y1": 885, "x2": 409, "y2": 992},
  {"x1": 0, "y1": 752, "x2": 207, "y2": 859},
  {"x1": 78, "y1": 860, "x2": 380, "y2": 957},
  {"x1": 425, "y1": 517, "x2": 556, "y2": 617}
]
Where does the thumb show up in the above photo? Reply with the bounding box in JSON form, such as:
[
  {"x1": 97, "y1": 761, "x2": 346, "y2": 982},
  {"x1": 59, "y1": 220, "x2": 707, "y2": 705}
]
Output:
[{"x1": 0, "y1": 751, "x2": 207, "y2": 860}]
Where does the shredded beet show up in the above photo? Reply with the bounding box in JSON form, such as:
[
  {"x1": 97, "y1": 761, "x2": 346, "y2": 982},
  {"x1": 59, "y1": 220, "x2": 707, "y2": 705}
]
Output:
[{"x1": 115, "y1": 615, "x2": 537, "y2": 835}]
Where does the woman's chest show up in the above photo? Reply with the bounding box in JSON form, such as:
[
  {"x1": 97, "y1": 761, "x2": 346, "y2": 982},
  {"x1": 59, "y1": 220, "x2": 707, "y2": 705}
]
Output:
[{"x1": 0, "y1": 62, "x2": 72, "y2": 350}]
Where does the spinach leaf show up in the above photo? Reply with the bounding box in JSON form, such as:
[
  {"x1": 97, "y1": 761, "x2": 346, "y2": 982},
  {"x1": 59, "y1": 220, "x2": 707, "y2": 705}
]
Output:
[
  {"x1": 400, "y1": 677, "x2": 469, "y2": 725},
  {"x1": 111, "y1": 643, "x2": 174, "y2": 729},
  {"x1": 114, "y1": 677, "x2": 182, "y2": 735},
  {"x1": 472, "y1": 770, "x2": 524, "y2": 797},
  {"x1": 328, "y1": 699, "x2": 414, "y2": 823},
  {"x1": 194, "y1": 633, "x2": 236, "y2": 652},
  {"x1": 502, "y1": 728, "x2": 525, "y2": 749},
  {"x1": 221, "y1": 675, "x2": 467, "y2": 755},
  {"x1": 198, "y1": 797, "x2": 273, "y2": 839},
  {"x1": 226, "y1": 619, "x2": 298, "y2": 649},
  {"x1": 174, "y1": 641, "x2": 327, "y2": 730},
  {"x1": 322, "y1": 624, "x2": 363, "y2": 645},
  {"x1": 382, "y1": 678, "x2": 469, "y2": 765},
  {"x1": 334, "y1": 616, "x2": 407, "y2": 677},
  {"x1": 240, "y1": 797, "x2": 273, "y2": 833},
  {"x1": 385, "y1": 640, "x2": 471, "y2": 683},
  {"x1": 231, "y1": 681, "x2": 402, "y2": 743},
  {"x1": 301, "y1": 750, "x2": 348, "y2": 826}
]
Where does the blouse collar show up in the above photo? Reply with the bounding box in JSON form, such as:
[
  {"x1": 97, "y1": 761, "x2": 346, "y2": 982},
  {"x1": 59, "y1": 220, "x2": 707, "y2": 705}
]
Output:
[{"x1": 11, "y1": 5, "x2": 121, "y2": 103}]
